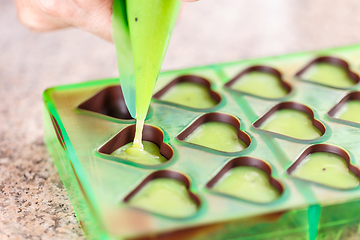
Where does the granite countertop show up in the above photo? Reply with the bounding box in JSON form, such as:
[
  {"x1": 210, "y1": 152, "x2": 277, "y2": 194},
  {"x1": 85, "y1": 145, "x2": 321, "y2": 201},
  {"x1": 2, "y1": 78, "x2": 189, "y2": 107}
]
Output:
[{"x1": 2, "y1": 0, "x2": 360, "y2": 239}]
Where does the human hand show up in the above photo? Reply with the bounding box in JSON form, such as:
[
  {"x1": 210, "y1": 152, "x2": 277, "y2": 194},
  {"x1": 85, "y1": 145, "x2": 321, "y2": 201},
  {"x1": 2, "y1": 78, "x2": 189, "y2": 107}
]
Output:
[{"x1": 14, "y1": 0, "x2": 198, "y2": 42}]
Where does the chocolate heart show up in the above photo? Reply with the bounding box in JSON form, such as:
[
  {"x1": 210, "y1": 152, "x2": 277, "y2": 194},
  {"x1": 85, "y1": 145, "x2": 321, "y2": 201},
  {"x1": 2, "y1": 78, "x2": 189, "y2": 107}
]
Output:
[
  {"x1": 153, "y1": 75, "x2": 222, "y2": 110},
  {"x1": 97, "y1": 124, "x2": 173, "y2": 167},
  {"x1": 225, "y1": 65, "x2": 292, "y2": 100},
  {"x1": 78, "y1": 85, "x2": 152, "y2": 121},
  {"x1": 207, "y1": 157, "x2": 284, "y2": 203},
  {"x1": 295, "y1": 56, "x2": 360, "y2": 89},
  {"x1": 177, "y1": 112, "x2": 251, "y2": 154},
  {"x1": 124, "y1": 170, "x2": 201, "y2": 218},
  {"x1": 78, "y1": 85, "x2": 132, "y2": 120},
  {"x1": 287, "y1": 144, "x2": 360, "y2": 189},
  {"x1": 327, "y1": 91, "x2": 360, "y2": 126},
  {"x1": 253, "y1": 102, "x2": 326, "y2": 141}
]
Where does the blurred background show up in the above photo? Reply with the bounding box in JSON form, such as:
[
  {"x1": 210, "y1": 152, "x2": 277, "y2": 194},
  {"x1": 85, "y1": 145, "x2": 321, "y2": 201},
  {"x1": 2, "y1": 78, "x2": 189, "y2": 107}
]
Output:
[{"x1": 1, "y1": 0, "x2": 360, "y2": 239}]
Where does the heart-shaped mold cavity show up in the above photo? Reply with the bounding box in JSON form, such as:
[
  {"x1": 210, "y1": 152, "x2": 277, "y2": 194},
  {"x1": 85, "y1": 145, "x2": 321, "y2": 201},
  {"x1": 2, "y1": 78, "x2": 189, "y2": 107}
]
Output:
[
  {"x1": 287, "y1": 144, "x2": 360, "y2": 189},
  {"x1": 295, "y1": 56, "x2": 360, "y2": 89},
  {"x1": 97, "y1": 124, "x2": 173, "y2": 166},
  {"x1": 327, "y1": 91, "x2": 360, "y2": 125},
  {"x1": 78, "y1": 85, "x2": 133, "y2": 120},
  {"x1": 124, "y1": 170, "x2": 201, "y2": 218},
  {"x1": 177, "y1": 112, "x2": 251, "y2": 153},
  {"x1": 153, "y1": 75, "x2": 221, "y2": 110},
  {"x1": 207, "y1": 157, "x2": 283, "y2": 203},
  {"x1": 225, "y1": 65, "x2": 292, "y2": 99},
  {"x1": 253, "y1": 102, "x2": 325, "y2": 140}
]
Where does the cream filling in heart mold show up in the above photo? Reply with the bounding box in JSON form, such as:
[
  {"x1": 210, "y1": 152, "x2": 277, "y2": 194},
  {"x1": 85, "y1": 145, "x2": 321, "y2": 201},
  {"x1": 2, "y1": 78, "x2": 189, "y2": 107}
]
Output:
[
  {"x1": 160, "y1": 82, "x2": 218, "y2": 109},
  {"x1": 291, "y1": 152, "x2": 359, "y2": 189},
  {"x1": 184, "y1": 122, "x2": 247, "y2": 152},
  {"x1": 111, "y1": 140, "x2": 167, "y2": 165},
  {"x1": 301, "y1": 62, "x2": 355, "y2": 88},
  {"x1": 336, "y1": 100, "x2": 360, "y2": 124},
  {"x1": 213, "y1": 166, "x2": 280, "y2": 203},
  {"x1": 231, "y1": 71, "x2": 288, "y2": 99},
  {"x1": 260, "y1": 109, "x2": 322, "y2": 140},
  {"x1": 128, "y1": 178, "x2": 198, "y2": 218}
]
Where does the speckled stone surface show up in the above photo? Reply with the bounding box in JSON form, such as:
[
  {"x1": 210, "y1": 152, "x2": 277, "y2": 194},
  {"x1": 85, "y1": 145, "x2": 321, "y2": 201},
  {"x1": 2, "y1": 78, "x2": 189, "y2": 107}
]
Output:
[{"x1": 2, "y1": 0, "x2": 360, "y2": 239}]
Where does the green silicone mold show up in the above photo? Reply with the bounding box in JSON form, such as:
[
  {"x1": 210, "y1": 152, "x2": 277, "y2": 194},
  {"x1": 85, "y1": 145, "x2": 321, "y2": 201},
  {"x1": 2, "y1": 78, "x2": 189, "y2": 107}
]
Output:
[{"x1": 44, "y1": 44, "x2": 360, "y2": 240}]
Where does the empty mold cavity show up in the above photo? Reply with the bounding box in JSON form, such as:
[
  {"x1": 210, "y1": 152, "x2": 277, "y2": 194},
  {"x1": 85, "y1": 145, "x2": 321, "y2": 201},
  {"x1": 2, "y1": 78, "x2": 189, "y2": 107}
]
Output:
[
  {"x1": 98, "y1": 124, "x2": 173, "y2": 166},
  {"x1": 78, "y1": 85, "x2": 133, "y2": 120},
  {"x1": 207, "y1": 157, "x2": 283, "y2": 203},
  {"x1": 295, "y1": 56, "x2": 360, "y2": 89},
  {"x1": 153, "y1": 75, "x2": 221, "y2": 110},
  {"x1": 253, "y1": 102, "x2": 325, "y2": 140},
  {"x1": 287, "y1": 144, "x2": 360, "y2": 189},
  {"x1": 124, "y1": 170, "x2": 201, "y2": 218},
  {"x1": 328, "y1": 91, "x2": 360, "y2": 125},
  {"x1": 177, "y1": 112, "x2": 251, "y2": 153},
  {"x1": 225, "y1": 65, "x2": 292, "y2": 99}
]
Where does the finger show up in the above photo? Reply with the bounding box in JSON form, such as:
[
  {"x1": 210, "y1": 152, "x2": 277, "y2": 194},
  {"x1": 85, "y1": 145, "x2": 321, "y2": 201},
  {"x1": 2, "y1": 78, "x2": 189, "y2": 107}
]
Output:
[
  {"x1": 14, "y1": 0, "x2": 70, "y2": 32},
  {"x1": 37, "y1": 0, "x2": 113, "y2": 41},
  {"x1": 73, "y1": 0, "x2": 113, "y2": 42}
]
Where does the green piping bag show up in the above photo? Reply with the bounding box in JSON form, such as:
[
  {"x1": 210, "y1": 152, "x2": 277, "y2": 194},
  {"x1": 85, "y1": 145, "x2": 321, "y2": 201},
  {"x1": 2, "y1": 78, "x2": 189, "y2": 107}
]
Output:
[{"x1": 112, "y1": 0, "x2": 181, "y2": 120}]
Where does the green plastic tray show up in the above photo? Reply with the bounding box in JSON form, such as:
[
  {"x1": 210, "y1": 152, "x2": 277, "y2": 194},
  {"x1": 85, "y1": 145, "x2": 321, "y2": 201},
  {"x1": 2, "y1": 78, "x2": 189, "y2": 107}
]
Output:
[{"x1": 43, "y1": 44, "x2": 360, "y2": 240}]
